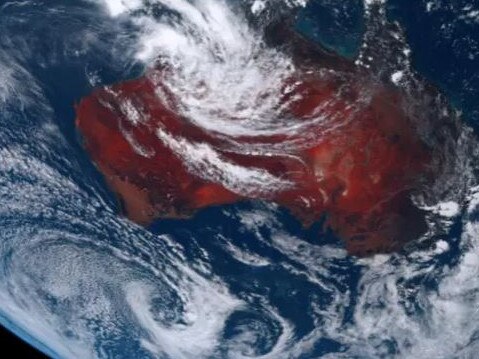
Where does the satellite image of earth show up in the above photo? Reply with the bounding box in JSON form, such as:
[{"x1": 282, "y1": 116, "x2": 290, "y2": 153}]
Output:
[{"x1": 1, "y1": 0, "x2": 479, "y2": 358}]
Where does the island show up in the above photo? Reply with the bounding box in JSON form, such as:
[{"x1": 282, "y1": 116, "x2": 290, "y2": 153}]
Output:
[{"x1": 76, "y1": 20, "x2": 459, "y2": 256}]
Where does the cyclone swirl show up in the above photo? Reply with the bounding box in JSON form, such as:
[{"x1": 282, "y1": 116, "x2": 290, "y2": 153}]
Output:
[{"x1": 0, "y1": 1, "x2": 479, "y2": 359}]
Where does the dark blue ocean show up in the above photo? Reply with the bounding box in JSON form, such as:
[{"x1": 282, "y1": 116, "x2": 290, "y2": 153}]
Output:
[{"x1": 0, "y1": 0, "x2": 478, "y2": 358}]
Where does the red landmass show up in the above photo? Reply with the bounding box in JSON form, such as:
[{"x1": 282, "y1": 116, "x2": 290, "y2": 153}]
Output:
[{"x1": 76, "y1": 34, "x2": 440, "y2": 256}]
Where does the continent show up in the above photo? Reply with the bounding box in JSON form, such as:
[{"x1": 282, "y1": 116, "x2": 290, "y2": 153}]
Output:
[{"x1": 76, "y1": 22, "x2": 457, "y2": 256}]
